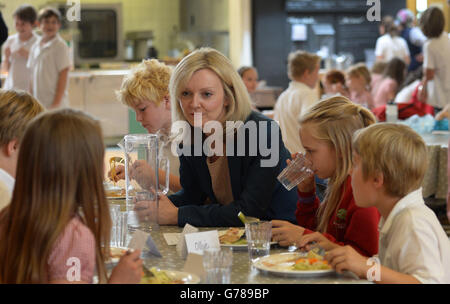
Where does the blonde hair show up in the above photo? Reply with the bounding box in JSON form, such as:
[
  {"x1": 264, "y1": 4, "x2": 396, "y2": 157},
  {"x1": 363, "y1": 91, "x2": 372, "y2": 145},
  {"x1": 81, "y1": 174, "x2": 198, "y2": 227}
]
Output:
[
  {"x1": 288, "y1": 50, "x2": 321, "y2": 80},
  {"x1": 299, "y1": 96, "x2": 376, "y2": 232},
  {"x1": 170, "y1": 47, "x2": 253, "y2": 126},
  {"x1": 0, "y1": 109, "x2": 110, "y2": 283},
  {"x1": 347, "y1": 63, "x2": 371, "y2": 88},
  {"x1": 352, "y1": 123, "x2": 427, "y2": 198},
  {"x1": 0, "y1": 89, "x2": 44, "y2": 147},
  {"x1": 116, "y1": 59, "x2": 172, "y2": 107}
]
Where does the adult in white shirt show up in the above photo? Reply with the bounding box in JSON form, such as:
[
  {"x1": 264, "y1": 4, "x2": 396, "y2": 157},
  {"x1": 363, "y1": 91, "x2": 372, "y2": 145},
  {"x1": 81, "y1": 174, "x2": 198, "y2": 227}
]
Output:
[
  {"x1": 0, "y1": 90, "x2": 44, "y2": 211},
  {"x1": 419, "y1": 7, "x2": 450, "y2": 109},
  {"x1": 1, "y1": 5, "x2": 38, "y2": 91},
  {"x1": 273, "y1": 50, "x2": 320, "y2": 154},
  {"x1": 375, "y1": 16, "x2": 410, "y2": 65}
]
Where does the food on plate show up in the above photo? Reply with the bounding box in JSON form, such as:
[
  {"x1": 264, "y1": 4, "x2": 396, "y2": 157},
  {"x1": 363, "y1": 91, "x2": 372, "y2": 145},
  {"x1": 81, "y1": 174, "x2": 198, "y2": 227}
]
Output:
[
  {"x1": 292, "y1": 257, "x2": 330, "y2": 271},
  {"x1": 141, "y1": 268, "x2": 184, "y2": 284},
  {"x1": 259, "y1": 251, "x2": 331, "y2": 271},
  {"x1": 219, "y1": 228, "x2": 245, "y2": 244},
  {"x1": 109, "y1": 247, "x2": 127, "y2": 260},
  {"x1": 105, "y1": 187, "x2": 126, "y2": 198}
]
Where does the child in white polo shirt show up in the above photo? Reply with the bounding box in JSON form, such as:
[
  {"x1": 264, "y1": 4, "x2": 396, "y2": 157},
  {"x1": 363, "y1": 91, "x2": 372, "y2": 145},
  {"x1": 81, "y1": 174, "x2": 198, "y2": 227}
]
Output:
[
  {"x1": 1, "y1": 5, "x2": 38, "y2": 91},
  {"x1": 27, "y1": 7, "x2": 70, "y2": 109},
  {"x1": 419, "y1": 6, "x2": 450, "y2": 110},
  {"x1": 325, "y1": 123, "x2": 450, "y2": 284}
]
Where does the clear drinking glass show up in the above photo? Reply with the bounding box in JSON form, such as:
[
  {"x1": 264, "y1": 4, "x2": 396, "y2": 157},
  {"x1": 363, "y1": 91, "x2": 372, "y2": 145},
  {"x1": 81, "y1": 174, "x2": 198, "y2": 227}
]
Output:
[
  {"x1": 202, "y1": 247, "x2": 233, "y2": 284},
  {"x1": 245, "y1": 221, "x2": 272, "y2": 262},
  {"x1": 109, "y1": 204, "x2": 120, "y2": 247},
  {"x1": 277, "y1": 154, "x2": 314, "y2": 191}
]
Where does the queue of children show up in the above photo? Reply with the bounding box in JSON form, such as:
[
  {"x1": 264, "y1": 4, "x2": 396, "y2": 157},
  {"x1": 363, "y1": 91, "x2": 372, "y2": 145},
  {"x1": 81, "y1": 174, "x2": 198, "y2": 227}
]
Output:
[{"x1": 1, "y1": 5, "x2": 70, "y2": 109}]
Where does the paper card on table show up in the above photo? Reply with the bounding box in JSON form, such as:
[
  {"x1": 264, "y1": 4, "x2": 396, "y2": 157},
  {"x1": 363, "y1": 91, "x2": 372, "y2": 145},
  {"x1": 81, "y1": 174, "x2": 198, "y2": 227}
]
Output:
[
  {"x1": 182, "y1": 253, "x2": 205, "y2": 282},
  {"x1": 145, "y1": 234, "x2": 162, "y2": 258},
  {"x1": 184, "y1": 230, "x2": 220, "y2": 255},
  {"x1": 163, "y1": 232, "x2": 181, "y2": 246},
  {"x1": 176, "y1": 223, "x2": 199, "y2": 258}
]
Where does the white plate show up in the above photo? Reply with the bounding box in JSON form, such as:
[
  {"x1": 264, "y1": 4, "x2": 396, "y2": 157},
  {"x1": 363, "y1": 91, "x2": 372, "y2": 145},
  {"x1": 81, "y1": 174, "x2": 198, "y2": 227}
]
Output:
[
  {"x1": 141, "y1": 269, "x2": 200, "y2": 284},
  {"x1": 106, "y1": 195, "x2": 126, "y2": 200},
  {"x1": 107, "y1": 247, "x2": 128, "y2": 264},
  {"x1": 252, "y1": 252, "x2": 334, "y2": 277}
]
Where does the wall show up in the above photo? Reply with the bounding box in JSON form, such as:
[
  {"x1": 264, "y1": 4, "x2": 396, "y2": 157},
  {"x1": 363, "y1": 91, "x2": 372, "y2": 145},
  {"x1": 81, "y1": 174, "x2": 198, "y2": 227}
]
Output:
[
  {"x1": 1, "y1": 0, "x2": 180, "y2": 59},
  {"x1": 252, "y1": 0, "x2": 408, "y2": 89}
]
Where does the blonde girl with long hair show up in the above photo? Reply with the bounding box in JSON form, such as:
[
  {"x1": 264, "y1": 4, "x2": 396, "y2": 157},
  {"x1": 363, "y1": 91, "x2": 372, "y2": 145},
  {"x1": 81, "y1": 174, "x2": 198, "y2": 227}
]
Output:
[
  {"x1": 272, "y1": 96, "x2": 380, "y2": 257},
  {"x1": 0, "y1": 109, "x2": 142, "y2": 283}
]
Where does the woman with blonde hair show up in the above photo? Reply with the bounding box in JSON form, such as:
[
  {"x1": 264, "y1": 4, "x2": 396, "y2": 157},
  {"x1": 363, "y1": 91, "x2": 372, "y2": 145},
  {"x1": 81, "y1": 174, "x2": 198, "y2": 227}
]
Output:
[
  {"x1": 136, "y1": 47, "x2": 298, "y2": 227},
  {"x1": 272, "y1": 96, "x2": 380, "y2": 257},
  {"x1": 0, "y1": 109, "x2": 142, "y2": 283}
]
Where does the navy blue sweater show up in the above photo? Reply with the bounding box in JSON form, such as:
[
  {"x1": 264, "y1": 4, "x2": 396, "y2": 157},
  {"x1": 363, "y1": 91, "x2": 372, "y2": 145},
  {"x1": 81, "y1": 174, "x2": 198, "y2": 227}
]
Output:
[{"x1": 168, "y1": 111, "x2": 298, "y2": 227}]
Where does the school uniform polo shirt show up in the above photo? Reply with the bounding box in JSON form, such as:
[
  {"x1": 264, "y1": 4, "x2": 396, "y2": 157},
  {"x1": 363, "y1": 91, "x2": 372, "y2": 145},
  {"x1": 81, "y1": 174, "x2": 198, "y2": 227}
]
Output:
[
  {"x1": 2, "y1": 32, "x2": 37, "y2": 91},
  {"x1": 0, "y1": 168, "x2": 14, "y2": 211},
  {"x1": 27, "y1": 34, "x2": 71, "y2": 109},
  {"x1": 378, "y1": 188, "x2": 450, "y2": 283}
]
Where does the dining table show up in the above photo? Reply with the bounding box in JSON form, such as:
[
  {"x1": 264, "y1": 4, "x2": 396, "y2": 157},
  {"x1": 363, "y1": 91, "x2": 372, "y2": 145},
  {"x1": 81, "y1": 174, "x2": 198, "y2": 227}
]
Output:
[{"x1": 108, "y1": 199, "x2": 371, "y2": 285}]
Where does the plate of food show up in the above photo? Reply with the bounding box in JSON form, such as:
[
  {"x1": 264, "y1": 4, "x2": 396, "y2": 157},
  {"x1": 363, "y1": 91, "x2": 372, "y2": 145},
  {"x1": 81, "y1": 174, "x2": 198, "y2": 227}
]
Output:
[
  {"x1": 218, "y1": 228, "x2": 277, "y2": 250},
  {"x1": 107, "y1": 247, "x2": 128, "y2": 264},
  {"x1": 252, "y1": 250, "x2": 334, "y2": 277},
  {"x1": 141, "y1": 267, "x2": 200, "y2": 284},
  {"x1": 104, "y1": 181, "x2": 126, "y2": 200}
]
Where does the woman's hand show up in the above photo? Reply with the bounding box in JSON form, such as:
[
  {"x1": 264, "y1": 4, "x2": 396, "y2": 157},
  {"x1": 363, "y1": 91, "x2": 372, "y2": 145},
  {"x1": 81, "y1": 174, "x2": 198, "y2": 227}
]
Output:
[
  {"x1": 109, "y1": 249, "x2": 143, "y2": 284},
  {"x1": 157, "y1": 194, "x2": 178, "y2": 225},
  {"x1": 134, "y1": 194, "x2": 178, "y2": 225},
  {"x1": 130, "y1": 160, "x2": 156, "y2": 190},
  {"x1": 297, "y1": 231, "x2": 339, "y2": 252},
  {"x1": 324, "y1": 245, "x2": 369, "y2": 278},
  {"x1": 271, "y1": 220, "x2": 305, "y2": 247}
]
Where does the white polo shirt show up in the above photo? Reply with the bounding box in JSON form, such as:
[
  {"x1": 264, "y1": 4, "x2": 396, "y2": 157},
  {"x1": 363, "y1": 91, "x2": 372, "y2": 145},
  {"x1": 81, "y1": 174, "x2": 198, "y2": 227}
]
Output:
[
  {"x1": 1, "y1": 32, "x2": 37, "y2": 91},
  {"x1": 423, "y1": 32, "x2": 450, "y2": 108},
  {"x1": 27, "y1": 34, "x2": 71, "y2": 109},
  {"x1": 378, "y1": 188, "x2": 450, "y2": 283},
  {"x1": 375, "y1": 34, "x2": 410, "y2": 62},
  {"x1": 0, "y1": 168, "x2": 14, "y2": 211},
  {"x1": 273, "y1": 81, "x2": 318, "y2": 154}
]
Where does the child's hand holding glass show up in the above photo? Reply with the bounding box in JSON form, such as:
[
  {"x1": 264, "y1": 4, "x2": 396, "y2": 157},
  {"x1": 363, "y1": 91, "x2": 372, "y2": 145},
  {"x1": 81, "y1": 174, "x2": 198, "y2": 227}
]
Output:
[{"x1": 278, "y1": 152, "x2": 315, "y2": 193}]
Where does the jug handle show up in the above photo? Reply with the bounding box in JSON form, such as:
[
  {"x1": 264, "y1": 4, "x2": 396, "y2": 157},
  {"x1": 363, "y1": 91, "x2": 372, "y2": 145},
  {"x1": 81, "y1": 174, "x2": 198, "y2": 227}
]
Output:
[{"x1": 159, "y1": 157, "x2": 170, "y2": 195}]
